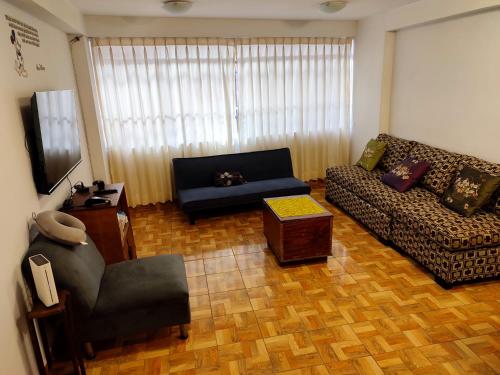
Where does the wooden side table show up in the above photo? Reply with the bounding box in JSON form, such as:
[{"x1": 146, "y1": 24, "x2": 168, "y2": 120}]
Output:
[
  {"x1": 263, "y1": 195, "x2": 333, "y2": 263},
  {"x1": 27, "y1": 290, "x2": 86, "y2": 375}
]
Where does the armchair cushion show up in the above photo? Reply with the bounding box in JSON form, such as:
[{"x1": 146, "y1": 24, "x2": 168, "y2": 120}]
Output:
[{"x1": 92, "y1": 254, "x2": 188, "y2": 317}]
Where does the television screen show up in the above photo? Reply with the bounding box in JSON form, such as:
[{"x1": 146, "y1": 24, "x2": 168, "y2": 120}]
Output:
[{"x1": 29, "y1": 90, "x2": 82, "y2": 194}]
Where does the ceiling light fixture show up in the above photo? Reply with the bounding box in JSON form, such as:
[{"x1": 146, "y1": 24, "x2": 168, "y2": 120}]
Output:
[
  {"x1": 320, "y1": 0, "x2": 348, "y2": 13},
  {"x1": 162, "y1": 0, "x2": 193, "y2": 14}
]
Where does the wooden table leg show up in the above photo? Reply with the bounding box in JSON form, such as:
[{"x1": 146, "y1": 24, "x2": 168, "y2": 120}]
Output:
[
  {"x1": 63, "y1": 295, "x2": 86, "y2": 375},
  {"x1": 38, "y1": 319, "x2": 52, "y2": 369},
  {"x1": 27, "y1": 318, "x2": 47, "y2": 375}
]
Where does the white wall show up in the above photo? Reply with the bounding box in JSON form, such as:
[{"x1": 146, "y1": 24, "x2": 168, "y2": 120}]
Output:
[
  {"x1": 84, "y1": 15, "x2": 356, "y2": 38},
  {"x1": 390, "y1": 10, "x2": 500, "y2": 162},
  {"x1": 351, "y1": 0, "x2": 500, "y2": 162},
  {"x1": 351, "y1": 15, "x2": 388, "y2": 162},
  {"x1": 5, "y1": 0, "x2": 85, "y2": 33},
  {"x1": 0, "y1": 1, "x2": 93, "y2": 373}
]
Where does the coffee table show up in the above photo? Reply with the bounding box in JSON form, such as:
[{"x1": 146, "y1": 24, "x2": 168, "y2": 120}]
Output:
[{"x1": 263, "y1": 195, "x2": 333, "y2": 263}]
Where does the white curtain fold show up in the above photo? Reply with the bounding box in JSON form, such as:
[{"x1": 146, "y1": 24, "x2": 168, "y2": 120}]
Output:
[
  {"x1": 91, "y1": 37, "x2": 353, "y2": 206},
  {"x1": 92, "y1": 38, "x2": 236, "y2": 206},
  {"x1": 235, "y1": 38, "x2": 353, "y2": 180}
]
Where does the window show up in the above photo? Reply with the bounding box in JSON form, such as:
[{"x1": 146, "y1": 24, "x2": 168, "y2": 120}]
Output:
[{"x1": 91, "y1": 37, "x2": 353, "y2": 205}]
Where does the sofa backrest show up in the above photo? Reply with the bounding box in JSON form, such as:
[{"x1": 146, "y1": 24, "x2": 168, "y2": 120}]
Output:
[
  {"x1": 376, "y1": 133, "x2": 416, "y2": 172},
  {"x1": 461, "y1": 155, "x2": 500, "y2": 214},
  {"x1": 172, "y1": 148, "x2": 294, "y2": 190},
  {"x1": 376, "y1": 133, "x2": 499, "y2": 210},
  {"x1": 22, "y1": 234, "x2": 105, "y2": 316},
  {"x1": 408, "y1": 142, "x2": 463, "y2": 195}
]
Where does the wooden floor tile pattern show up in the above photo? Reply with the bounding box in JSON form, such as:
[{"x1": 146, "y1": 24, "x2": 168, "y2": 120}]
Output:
[{"x1": 55, "y1": 186, "x2": 499, "y2": 374}]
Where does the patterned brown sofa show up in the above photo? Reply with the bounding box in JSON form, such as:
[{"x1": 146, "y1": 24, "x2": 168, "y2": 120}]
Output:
[{"x1": 326, "y1": 134, "x2": 500, "y2": 288}]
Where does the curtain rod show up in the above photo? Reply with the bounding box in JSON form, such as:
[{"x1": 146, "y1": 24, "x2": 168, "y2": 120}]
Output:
[{"x1": 90, "y1": 36, "x2": 354, "y2": 47}]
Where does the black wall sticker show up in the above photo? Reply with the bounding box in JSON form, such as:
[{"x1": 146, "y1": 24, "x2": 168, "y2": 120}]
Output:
[
  {"x1": 5, "y1": 14, "x2": 41, "y2": 78},
  {"x1": 5, "y1": 15, "x2": 40, "y2": 46},
  {"x1": 10, "y1": 29, "x2": 27, "y2": 77}
]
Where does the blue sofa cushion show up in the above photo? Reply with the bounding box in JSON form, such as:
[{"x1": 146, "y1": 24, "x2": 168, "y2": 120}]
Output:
[
  {"x1": 173, "y1": 148, "x2": 294, "y2": 190},
  {"x1": 177, "y1": 177, "x2": 310, "y2": 212}
]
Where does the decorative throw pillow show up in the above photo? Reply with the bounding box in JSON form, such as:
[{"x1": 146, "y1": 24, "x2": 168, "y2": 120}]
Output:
[
  {"x1": 356, "y1": 139, "x2": 387, "y2": 171},
  {"x1": 381, "y1": 156, "x2": 430, "y2": 192},
  {"x1": 214, "y1": 171, "x2": 246, "y2": 187},
  {"x1": 442, "y1": 165, "x2": 500, "y2": 217}
]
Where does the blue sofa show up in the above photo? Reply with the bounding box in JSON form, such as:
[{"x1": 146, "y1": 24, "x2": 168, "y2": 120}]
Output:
[{"x1": 172, "y1": 148, "x2": 311, "y2": 223}]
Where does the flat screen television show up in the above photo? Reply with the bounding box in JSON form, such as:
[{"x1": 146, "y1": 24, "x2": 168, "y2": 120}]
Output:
[{"x1": 28, "y1": 89, "x2": 82, "y2": 195}]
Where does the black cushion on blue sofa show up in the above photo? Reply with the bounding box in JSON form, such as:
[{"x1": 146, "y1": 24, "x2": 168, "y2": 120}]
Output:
[{"x1": 172, "y1": 148, "x2": 311, "y2": 222}]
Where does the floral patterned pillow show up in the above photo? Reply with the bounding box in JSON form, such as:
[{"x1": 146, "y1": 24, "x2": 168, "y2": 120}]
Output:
[
  {"x1": 356, "y1": 139, "x2": 386, "y2": 171},
  {"x1": 442, "y1": 165, "x2": 500, "y2": 217},
  {"x1": 214, "y1": 171, "x2": 246, "y2": 187},
  {"x1": 381, "y1": 156, "x2": 430, "y2": 192}
]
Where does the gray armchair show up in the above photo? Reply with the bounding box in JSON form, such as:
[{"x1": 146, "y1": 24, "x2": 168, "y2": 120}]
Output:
[{"x1": 22, "y1": 234, "x2": 190, "y2": 356}]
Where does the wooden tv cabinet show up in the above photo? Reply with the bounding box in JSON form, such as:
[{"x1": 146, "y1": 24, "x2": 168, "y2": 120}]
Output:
[{"x1": 61, "y1": 183, "x2": 136, "y2": 264}]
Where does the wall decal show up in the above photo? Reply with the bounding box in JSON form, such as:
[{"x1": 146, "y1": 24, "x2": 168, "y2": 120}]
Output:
[
  {"x1": 10, "y1": 29, "x2": 27, "y2": 77},
  {"x1": 5, "y1": 15, "x2": 40, "y2": 47},
  {"x1": 5, "y1": 15, "x2": 41, "y2": 78}
]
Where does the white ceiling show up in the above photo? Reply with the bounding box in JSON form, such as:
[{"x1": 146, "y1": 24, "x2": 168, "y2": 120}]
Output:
[{"x1": 70, "y1": 0, "x2": 418, "y2": 20}]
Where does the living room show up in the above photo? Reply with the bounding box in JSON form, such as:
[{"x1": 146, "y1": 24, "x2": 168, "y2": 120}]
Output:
[{"x1": 1, "y1": 0, "x2": 499, "y2": 374}]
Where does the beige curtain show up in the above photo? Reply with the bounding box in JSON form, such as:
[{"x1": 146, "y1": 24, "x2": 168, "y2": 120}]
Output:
[
  {"x1": 92, "y1": 38, "x2": 236, "y2": 206},
  {"x1": 91, "y1": 37, "x2": 353, "y2": 206},
  {"x1": 236, "y1": 37, "x2": 353, "y2": 180}
]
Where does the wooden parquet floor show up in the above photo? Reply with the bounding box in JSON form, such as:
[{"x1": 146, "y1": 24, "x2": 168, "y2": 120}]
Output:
[{"x1": 57, "y1": 186, "x2": 500, "y2": 375}]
